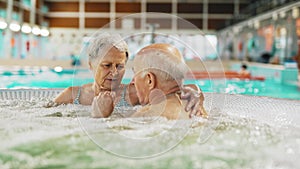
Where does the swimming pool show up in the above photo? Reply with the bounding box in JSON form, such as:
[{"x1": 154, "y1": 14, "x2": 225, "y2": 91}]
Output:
[
  {"x1": 1, "y1": 68, "x2": 299, "y2": 100},
  {"x1": 0, "y1": 89, "x2": 299, "y2": 168}
]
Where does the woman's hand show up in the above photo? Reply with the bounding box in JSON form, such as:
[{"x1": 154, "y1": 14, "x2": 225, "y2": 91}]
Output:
[
  {"x1": 180, "y1": 86, "x2": 207, "y2": 118},
  {"x1": 91, "y1": 91, "x2": 116, "y2": 118},
  {"x1": 44, "y1": 100, "x2": 60, "y2": 108}
]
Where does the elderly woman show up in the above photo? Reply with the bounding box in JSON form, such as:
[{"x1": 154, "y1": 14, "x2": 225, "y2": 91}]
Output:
[
  {"x1": 54, "y1": 33, "x2": 205, "y2": 118},
  {"x1": 132, "y1": 43, "x2": 207, "y2": 119}
]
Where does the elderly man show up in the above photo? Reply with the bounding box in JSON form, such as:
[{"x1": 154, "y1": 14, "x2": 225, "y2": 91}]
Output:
[{"x1": 132, "y1": 43, "x2": 207, "y2": 120}]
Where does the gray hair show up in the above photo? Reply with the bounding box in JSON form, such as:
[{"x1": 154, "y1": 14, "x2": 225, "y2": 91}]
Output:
[
  {"x1": 87, "y1": 33, "x2": 128, "y2": 62},
  {"x1": 134, "y1": 49, "x2": 188, "y2": 83}
]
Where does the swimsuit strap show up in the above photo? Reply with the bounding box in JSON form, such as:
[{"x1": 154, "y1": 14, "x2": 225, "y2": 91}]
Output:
[
  {"x1": 73, "y1": 87, "x2": 81, "y2": 104},
  {"x1": 113, "y1": 85, "x2": 135, "y2": 117}
]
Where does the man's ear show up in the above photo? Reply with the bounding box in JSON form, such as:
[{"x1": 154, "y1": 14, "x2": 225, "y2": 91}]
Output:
[{"x1": 147, "y1": 72, "x2": 156, "y2": 90}]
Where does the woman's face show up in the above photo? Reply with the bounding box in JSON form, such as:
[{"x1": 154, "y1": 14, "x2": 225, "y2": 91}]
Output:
[{"x1": 91, "y1": 47, "x2": 127, "y2": 91}]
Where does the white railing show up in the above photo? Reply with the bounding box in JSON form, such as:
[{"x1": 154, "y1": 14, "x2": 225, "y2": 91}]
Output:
[{"x1": 0, "y1": 89, "x2": 63, "y2": 100}]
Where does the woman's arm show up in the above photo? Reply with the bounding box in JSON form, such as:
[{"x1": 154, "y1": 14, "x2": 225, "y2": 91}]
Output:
[
  {"x1": 53, "y1": 86, "x2": 77, "y2": 104},
  {"x1": 181, "y1": 84, "x2": 207, "y2": 118},
  {"x1": 45, "y1": 86, "x2": 78, "y2": 108}
]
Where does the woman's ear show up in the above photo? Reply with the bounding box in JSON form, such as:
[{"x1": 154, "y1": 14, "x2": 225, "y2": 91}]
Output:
[
  {"x1": 147, "y1": 72, "x2": 156, "y2": 90},
  {"x1": 89, "y1": 61, "x2": 94, "y2": 72},
  {"x1": 88, "y1": 62, "x2": 93, "y2": 71}
]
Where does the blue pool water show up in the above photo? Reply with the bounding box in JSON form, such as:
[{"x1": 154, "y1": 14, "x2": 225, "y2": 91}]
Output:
[
  {"x1": 1, "y1": 69, "x2": 299, "y2": 100},
  {"x1": 191, "y1": 79, "x2": 300, "y2": 100}
]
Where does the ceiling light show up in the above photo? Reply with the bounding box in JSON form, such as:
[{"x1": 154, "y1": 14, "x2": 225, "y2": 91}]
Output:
[
  {"x1": 272, "y1": 13, "x2": 278, "y2": 21},
  {"x1": 279, "y1": 11, "x2": 286, "y2": 18},
  {"x1": 32, "y1": 26, "x2": 40, "y2": 35},
  {"x1": 254, "y1": 20, "x2": 260, "y2": 29},
  {"x1": 21, "y1": 23, "x2": 31, "y2": 34},
  {"x1": 247, "y1": 20, "x2": 253, "y2": 27},
  {"x1": 0, "y1": 18, "x2": 7, "y2": 29},
  {"x1": 40, "y1": 28, "x2": 50, "y2": 37},
  {"x1": 292, "y1": 7, "x2": 299, "y2": 19},
  {"x1": 9, "y1": 22, "x2": 21, "y2": 32}
]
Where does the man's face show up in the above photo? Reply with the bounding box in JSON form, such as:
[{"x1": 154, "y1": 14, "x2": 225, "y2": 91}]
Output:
[{"x1": 133, "y1": 70, "x2": 150, "y2": 106}]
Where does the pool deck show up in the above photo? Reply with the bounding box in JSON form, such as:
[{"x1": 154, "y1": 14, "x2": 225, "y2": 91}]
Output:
[
  {"x1": 0, "y1": 58, "x2": 88, "y2": 69},
  {"x1": 0, "y1": 58, "x2": 232, "y2": 68},
  {"x1": 1, "y1": 58, "x2": 299, "y2": 85}
]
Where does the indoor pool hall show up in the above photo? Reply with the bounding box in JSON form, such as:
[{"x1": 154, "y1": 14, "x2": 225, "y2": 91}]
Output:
[{"x1": 0, "y1": 0, "x2": 300, "y2": 168}]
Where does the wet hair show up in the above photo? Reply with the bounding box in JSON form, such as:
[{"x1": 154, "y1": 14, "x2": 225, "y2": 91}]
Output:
[
  {"x1": 241, "y1": 64, "x2": 247, "y2": 69},
  {"x1": 87, "y1": 33, "x2": 128, "y2": 63},
  {"x1": 134, "y1": 47, "x2": 188, "y2": 83}
]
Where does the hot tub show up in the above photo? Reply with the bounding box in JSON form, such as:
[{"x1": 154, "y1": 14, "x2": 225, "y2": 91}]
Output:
[{"x1": 0, "y1": 89, "x2": 299, "y2": 168}]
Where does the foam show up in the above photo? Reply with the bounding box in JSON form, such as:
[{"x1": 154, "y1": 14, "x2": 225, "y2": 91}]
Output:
[{"x1": 0, "y1": 91, "x2": 299, "y2": 168}]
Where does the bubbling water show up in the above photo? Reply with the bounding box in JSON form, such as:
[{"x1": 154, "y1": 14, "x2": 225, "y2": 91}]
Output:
[{"x1": 0, "y1": 92, "x2": 299, "y2": 168}]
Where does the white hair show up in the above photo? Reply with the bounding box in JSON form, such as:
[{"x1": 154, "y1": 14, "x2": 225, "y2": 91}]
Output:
[
  {"x1": 134, "y1": 49, "x2": 188, "y2": 83},
  {"x1": 87, "y1": 33, "x2": 128, "y2": 62}
]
